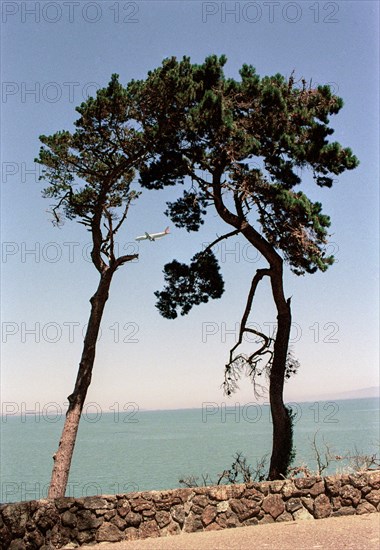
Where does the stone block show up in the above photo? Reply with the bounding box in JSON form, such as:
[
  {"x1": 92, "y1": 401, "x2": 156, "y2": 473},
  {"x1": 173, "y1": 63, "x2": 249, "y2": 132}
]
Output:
[
  {"x1": 103, "y1": 510, "x2": 116, "y2": 521},
  {"x1": 82, "y1": 497, "x2": 109, "y2": 510},
  {"x1": 216, "y1": 500, "x2": 229, "y2": 513},
  {"x1": 61, "y1": 510, "x2": 77, "y2": 528},
  {"x1": 293, "y1": 507, "x2": 314, "y2": 521},
  {"x1": 309, "y1": 481, "x2": 325, "y2": 497},
  {"x1": 154, "y1": 496, "x2": 182, "y2": 511},
  {"x1": 325, "y1": 477, "x2": 341, "y2": 496},
  {"x1": 183, "y1": 513, "x2": 203, "y2": 533},
  {"x1": 34, "y1": 505, "x2": 60, "y2": 533},
  {"x1": 314, "y1": 494, "x2": 332, "y2": 519},
  {"x1": 294, "y1": 477, "x2": 320, "y2": 490},
  {"x1": 262, "y1": 494, "x2": 285, "y2": 519},
  {"x1": 332, "y1": 506, "x2": 356, "y2": 517},
  {"x1": 348, "y1": 474, "x2": 369, "y2": 490},
  {"x1": 208, "y1": 486, "x2": 229, "y2": 501},
  {"x1": 356, "y1": 501, "x2": 376, "y2": 514},
  {"x1": 201, "y1": 505, "x2": 217, "y2": 526},
  {"x1": 96, "y1": 522, "x2": 123, "y2": 542},
  {"x1": 54, "y1": 498, "x2": 76, "y2": 511},
  {"x1": 111, "y1": 513, "x2": 128, "y2": 530},
  {"x1": 242, "y1": 487, "x2": 263, "y2": 501},
  {"x1": 368, "y1": 471, "x2": 380, "y2": 490},
  {"x1": 76, "y1": 510, "x2": 103, "y2": 531},
  {"x1": 254, "y1": 481, "x2": 270, "y2": 496},
  {"x1": 191, "y1": 505, "x2": 203, "y2": 516},
  {"x1": 161, "y1": 520, "x2": 181, "y2": 537},
  {"x1": 282, "y1": 481, "x2": 297, "y2": 498},
  {"x1": 286, "y1": 498, "x2": 302, "y2": 513},
  {"x1": 340, "y1": 485, "x2": 361, "y2": 506},
  {"x1": 215, "y1": 512, "x2": 228, "y2": 528},
  {"x1": 226, "y1": 514, "x2": 241, "y2": 528},
  {"x1": 331, "y1": 496, "x2": 342, "y2": 511},
  {"x1": 124, "y1": 526, "x2": 139, "y2": 540},
  {"x1": 361, "y1": 485, "x2": 372, "y2": 495},
  {"x1": 124, "y1": 511, "x2": 142, "y2": 527},
  {"x1": 25, "y1": 528, "x2": 45, "y2": 547},
  {"x1": 76, "y1": 529, "x2": 95, "y2": 545},
  {"x1": 270, "y1": 480, "x2": 284, "y2": 493},
  {"x1": 366, "y1": 489, "x2": 380, "y2": 506},
  {"x1": 155, "y1": 511, "x2": 171, "y2": 528},
  {"x1": 192, "y1": 495, "x2": 209, "y2": 508},
  {"x1": 276, "y1": 511, "x2": 293, "y2": 523},
  {"x1": 117, "y1": 503, "x2": 131, "y2": 517},
  {"x1": 229, "y1": 498, "x2": 260, "y2": 522},
  {"x1": 301, "y1": 497, "x2": 314, "y2": 514},
  {"x1": 2, "y1": 503, "x2": 30, "y2": 538},
  {"x1": 130, "y1": 498, "x2": 152, "y2": 512},
  {"x1": 171, "y1": 505, "x2": 185, "y2": 525}
]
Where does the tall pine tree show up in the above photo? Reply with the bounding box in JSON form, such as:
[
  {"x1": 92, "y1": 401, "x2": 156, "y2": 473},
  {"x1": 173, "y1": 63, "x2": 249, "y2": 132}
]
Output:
[
  {"x1": 129, "y1": 56, "x2": 359, "y2": 479},
  {"x1": 36, "y1": 75, "x2": 149, "y2": 497}
]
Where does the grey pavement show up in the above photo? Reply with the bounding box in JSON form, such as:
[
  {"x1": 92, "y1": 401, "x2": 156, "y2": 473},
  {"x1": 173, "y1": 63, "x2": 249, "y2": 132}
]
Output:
[{"x1": 83, "y1": 513, "x2": 380, "y2": 550}]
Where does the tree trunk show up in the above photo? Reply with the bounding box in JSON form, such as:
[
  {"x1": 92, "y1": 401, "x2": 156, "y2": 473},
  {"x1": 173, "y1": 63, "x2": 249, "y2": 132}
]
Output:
[
  {"x1": 268, "y1": 266, "x2": 293, "y2": 480},
  {"x1": 48, "y1": 269, "x2": 113, "y2": 499},
  {"x1": 210, "y1": 174, "x2": 295, "y2": 480}
]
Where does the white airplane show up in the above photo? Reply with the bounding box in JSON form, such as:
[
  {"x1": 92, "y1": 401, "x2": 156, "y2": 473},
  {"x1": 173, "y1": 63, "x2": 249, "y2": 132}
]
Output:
[{"x1": 135, "y1": 227, "x2": 170, "y2": 242}]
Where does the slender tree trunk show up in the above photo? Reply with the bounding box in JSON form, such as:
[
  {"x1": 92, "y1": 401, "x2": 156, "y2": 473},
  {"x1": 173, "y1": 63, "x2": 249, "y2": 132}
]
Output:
[
  {"x1": 268, "y1": 265, "x2": 293, "y2": 480},
  {"x1": 210, "y1": 173, "x2": 294, "y2": 480},
  {"x1": 48, "y1": 268, "x2": 113, "y2": 499}
]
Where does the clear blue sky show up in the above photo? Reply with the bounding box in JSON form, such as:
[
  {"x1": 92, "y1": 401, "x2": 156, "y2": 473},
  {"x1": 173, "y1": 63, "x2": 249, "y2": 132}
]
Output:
[{"x1": 1, "y1": 1, "x2": 379, "y2": 413}]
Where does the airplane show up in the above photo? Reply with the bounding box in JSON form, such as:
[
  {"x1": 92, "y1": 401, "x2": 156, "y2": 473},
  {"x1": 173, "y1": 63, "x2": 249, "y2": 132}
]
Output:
[{"x1": 135, "y1": 227, "x2": 170, "y2": 242}]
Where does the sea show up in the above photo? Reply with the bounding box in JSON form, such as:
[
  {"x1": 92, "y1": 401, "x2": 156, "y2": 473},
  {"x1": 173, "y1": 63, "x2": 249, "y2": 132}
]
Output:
[{"x1": 1, "y1": 397, "x2": 379, "y2": 504}]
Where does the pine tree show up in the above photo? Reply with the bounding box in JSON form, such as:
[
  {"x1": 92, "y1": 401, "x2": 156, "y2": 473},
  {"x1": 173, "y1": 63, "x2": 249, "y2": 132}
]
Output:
[
  {"x1": 36, "y1": 75, "x2": 148, "y2": 498},
  {"x1": 129, "y1": 56, "x2": 359, "y2": 479}
]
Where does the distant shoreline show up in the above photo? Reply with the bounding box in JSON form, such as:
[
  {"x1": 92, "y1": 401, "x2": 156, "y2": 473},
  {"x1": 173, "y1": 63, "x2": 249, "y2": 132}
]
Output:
[{"x1": 1, "y1": 393, "x2": 378, "y2": 418}]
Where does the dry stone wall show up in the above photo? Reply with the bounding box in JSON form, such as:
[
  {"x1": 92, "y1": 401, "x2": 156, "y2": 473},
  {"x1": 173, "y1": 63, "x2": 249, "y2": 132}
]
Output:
[{"x1": 1, "y1": 471, "x2": 379, "y2": 549}]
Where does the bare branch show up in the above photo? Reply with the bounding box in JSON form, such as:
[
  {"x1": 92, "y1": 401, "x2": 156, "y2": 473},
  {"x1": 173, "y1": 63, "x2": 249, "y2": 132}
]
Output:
[
  {"x1": 230, "y1": 268, "x2": 271, "y2": 360},
  {"x1": 222, "y1": 268, "x2": 272, "y2": 397},
  {"x1": 113, "y1": 254, "x2": 139, "y2": 270},
  {"x1": 202, "y1": 229, "x2": 241, "y2": 254},
  {"x1": 112, "y1": 192, "x2": 138, "y2": 236}
]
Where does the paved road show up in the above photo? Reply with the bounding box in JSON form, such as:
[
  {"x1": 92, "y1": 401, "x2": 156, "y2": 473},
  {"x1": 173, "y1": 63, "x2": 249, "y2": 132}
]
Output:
[{"x1": 83, "y1": 513, "x2": 380, "y2": 550}]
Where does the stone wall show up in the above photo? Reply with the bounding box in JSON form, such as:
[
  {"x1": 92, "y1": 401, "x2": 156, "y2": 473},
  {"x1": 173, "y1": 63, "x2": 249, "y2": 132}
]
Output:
[{"x1": 1, "y1": 471, "x2": 379, "y2": 549}]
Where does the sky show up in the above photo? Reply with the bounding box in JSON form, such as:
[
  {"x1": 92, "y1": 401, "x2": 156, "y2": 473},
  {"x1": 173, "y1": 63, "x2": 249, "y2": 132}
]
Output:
[{"x1": 1, "y1": 0, "x2": 379, "y2": 415}]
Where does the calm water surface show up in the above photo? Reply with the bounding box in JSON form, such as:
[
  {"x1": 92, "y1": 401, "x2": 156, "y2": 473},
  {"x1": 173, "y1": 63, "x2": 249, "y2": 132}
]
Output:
[{"x1": 1, "y1": 398, "x2": 379, "y2": 503}]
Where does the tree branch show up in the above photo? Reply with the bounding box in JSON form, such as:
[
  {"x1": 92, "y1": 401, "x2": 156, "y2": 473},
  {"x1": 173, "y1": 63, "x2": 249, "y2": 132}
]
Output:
[
  {"x1": 228, "y1": 267, "x2": 271, "y2": 363},
  {"x1": 113, "y1": 191, "x2": 139, "y2": 236},
  {"x1": 223, "y1": 268, "x2": 273, "y2": 397},
  {"x1": 113, "y1": 254, "x2": 139, "y2": 270},
  {"x1": 202, "y1": 229, "x2": 241, "y2": 254}
]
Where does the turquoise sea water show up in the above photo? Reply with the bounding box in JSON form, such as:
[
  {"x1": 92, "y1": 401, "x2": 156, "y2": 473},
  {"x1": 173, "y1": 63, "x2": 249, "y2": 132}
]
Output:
[{"x1": 1, "y1": 398, "x2": 379, "y2": 503}]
